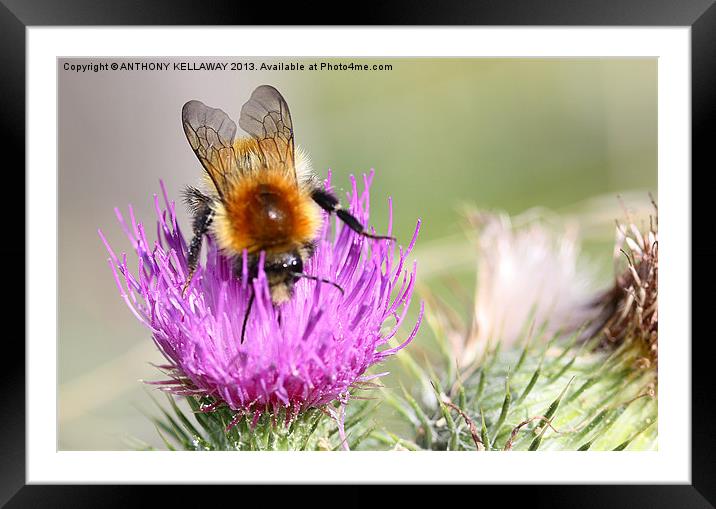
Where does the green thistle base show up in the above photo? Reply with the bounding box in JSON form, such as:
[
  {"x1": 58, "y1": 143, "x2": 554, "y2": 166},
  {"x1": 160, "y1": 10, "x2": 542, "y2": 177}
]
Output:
[
  {"x1": 376, "y1": 332, "x2": 657, "y2": 451},
  {"x1": 137, "y1": 393, "x2": 380, "y2": 451}
]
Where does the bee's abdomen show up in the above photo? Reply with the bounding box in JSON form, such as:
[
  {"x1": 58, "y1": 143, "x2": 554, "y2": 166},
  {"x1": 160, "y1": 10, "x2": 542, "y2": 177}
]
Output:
[
  {"x1": 213, "y1": 171, "x2": 322, "y2": 255},
  {"x1": 248, "y1": 184, "x2": 294, "y2": 244}
]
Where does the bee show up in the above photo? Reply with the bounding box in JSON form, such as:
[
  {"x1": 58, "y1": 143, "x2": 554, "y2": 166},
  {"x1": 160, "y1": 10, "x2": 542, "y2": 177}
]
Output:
[{"x1": 181, "y1": 85, "x2": 393, "y2": 342}]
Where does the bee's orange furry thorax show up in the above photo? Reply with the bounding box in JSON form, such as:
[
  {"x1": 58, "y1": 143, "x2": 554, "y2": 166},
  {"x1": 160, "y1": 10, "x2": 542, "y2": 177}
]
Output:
[{"x1": 213, "y1": 169, "x2": 321, "y2": 255}]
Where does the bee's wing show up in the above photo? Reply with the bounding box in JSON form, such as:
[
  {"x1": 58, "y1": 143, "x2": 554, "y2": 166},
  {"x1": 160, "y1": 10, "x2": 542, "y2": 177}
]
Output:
[
  {"x1": 182, "y1": 100, "x2": 240, "y2": 197},
  {"x1": 238, "y1": 85, "x2": 296, "y2": 182}
]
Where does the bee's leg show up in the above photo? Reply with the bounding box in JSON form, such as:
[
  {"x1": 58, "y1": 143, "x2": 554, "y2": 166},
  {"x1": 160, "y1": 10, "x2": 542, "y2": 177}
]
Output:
[
  {"x1": 240, "y1": 291, "x2": 255, "y2": 344},
  {"x1": 311, "y1": 188, "x2": 395, "y2": 240},
  {"x1": 182, "y1": 204, "x2": 214, "y2": 296},
  {"x1": 233, "y1": 253, "x2": 259, "y2": 343}
]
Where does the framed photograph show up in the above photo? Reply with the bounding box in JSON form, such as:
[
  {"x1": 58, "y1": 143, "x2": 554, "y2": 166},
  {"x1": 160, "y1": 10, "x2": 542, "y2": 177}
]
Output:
[{"x1": 7, "y1": 0, "x2": 710, "y2": 505}]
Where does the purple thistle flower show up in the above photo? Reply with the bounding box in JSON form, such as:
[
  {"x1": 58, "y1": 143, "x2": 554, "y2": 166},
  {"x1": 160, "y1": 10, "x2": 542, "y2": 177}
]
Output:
[{"x1": 99, "y1": 170, "x2": 423, "y2": 433}]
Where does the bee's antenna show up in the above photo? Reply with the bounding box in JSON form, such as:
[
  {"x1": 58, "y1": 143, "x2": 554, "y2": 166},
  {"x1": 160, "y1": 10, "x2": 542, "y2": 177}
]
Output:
[
  {"x1": 241, "y1": 292, "x2": 255, "y2": 344},
  {"x1": 292, "y1": 273, "x2": 345, "y2": 295}
]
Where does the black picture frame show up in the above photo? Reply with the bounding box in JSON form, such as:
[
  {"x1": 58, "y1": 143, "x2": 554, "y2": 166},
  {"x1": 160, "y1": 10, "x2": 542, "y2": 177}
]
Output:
[{"x1": 5, "y1": 0, "x2": 710, "y2": 505}]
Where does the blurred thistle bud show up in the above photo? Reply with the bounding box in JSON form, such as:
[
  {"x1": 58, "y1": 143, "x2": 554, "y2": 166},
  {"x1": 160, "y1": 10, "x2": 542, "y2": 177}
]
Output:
[
  {"x1": 391, "y1": 201, "x2": 658, "y2": 452},
  {"x1": 459, "y1": 209, "x2": 599, "y2": 365}
]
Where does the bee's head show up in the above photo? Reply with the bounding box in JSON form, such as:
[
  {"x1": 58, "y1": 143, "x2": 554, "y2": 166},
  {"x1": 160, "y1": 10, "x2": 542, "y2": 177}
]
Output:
[
  {"x1": 262, "y1": 251, "x2": 303, "y2": 304},
  {"x1": 252, "y1": 250, "x2": 342, "y2": 306},
  {"x1": 276, "y1": 251, "x2": 303, "y2": 278}
]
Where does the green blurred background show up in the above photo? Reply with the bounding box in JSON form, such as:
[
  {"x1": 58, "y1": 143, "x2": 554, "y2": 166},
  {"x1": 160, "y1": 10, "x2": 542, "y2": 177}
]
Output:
[{"x1": 58, "y1": 58, "x2": 656, "y2": 450}]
